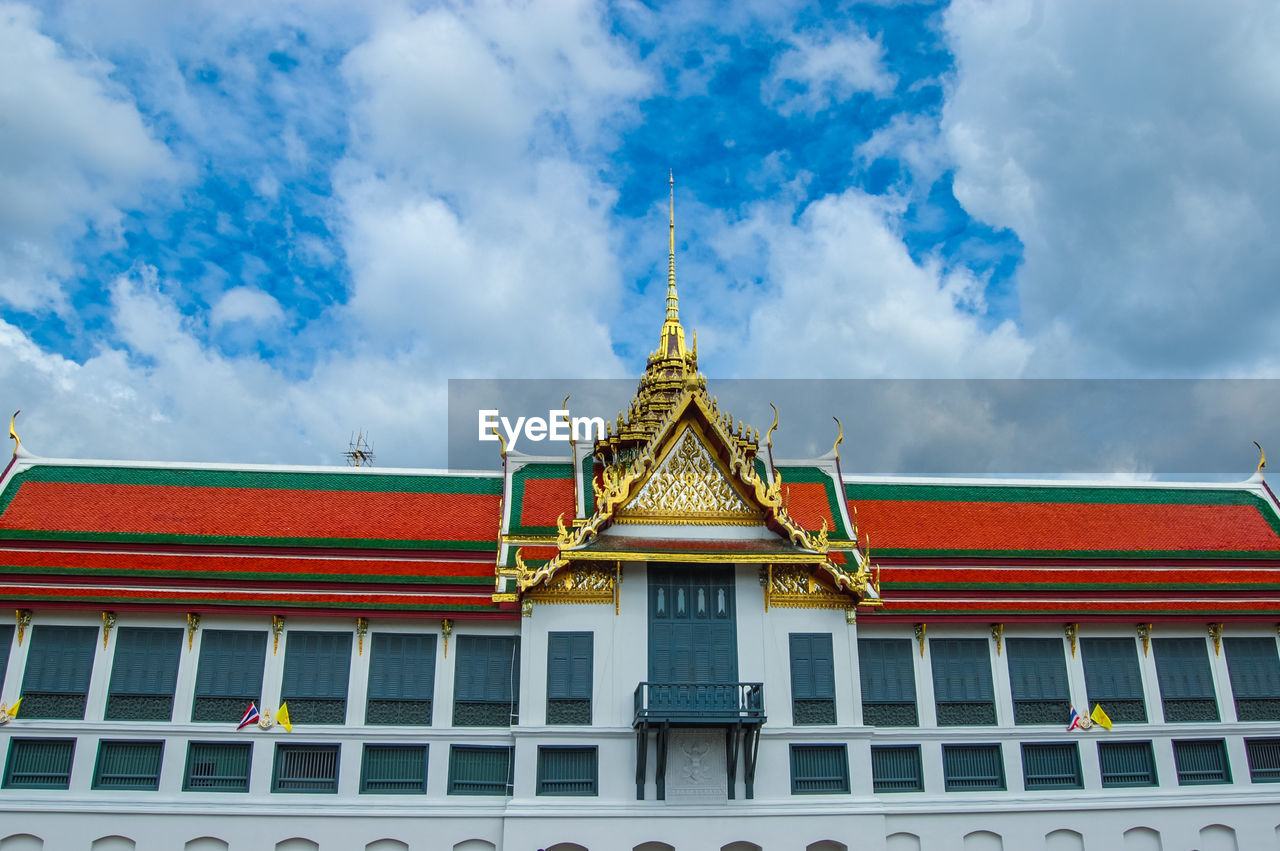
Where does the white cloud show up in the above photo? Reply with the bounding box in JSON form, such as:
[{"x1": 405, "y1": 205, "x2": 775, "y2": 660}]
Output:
[
  {"x1": 0, "y1": 3, "x2": 178, "y2": 312},
  {"x1": 210, "y1": 286, "x2": 285, "y2": 327},
  {"x1": 942, "y1": 0, "x2": 1280, "y2": 376},
  {"x1": 763, "y1": 29, "x2": 896, "y2": 116}
]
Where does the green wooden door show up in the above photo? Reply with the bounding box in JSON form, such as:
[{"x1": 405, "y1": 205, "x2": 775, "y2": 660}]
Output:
[{"x1": 648, "y1": 565, "x2": 738, "y2": 686}]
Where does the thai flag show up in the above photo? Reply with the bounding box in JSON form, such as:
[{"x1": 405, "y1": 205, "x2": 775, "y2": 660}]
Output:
[
  {"x1": 237, "y1": 702, "x2": 260, "y2": 730},
  {"x1": 1067, "y1": 706, "x2": 1084, "y2": 731}
]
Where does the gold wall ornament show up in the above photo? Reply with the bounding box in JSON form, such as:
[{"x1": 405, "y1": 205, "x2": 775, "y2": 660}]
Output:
[
  {"x1": 186, "y1": 613, "x2": 200, "y2": 652},
  {"x1": 14, "y1": 609, "x2": 31, "y2": 646},
  {"x1": 1208, "y1": 622, "x2": 1224, "y2": 656},
  {"x1": 990, "y1": 623, "x2": 1004, "y2": 655},
  {"x1": 526, "y1": 564, "x2": 616, "y2": 606},
  {"x1": 101, "y1": 611, "x2": 117, "y2": 649},
  {"x1": 1137, "y1": 623, "x2": 1152, "y2": 657},
  {"x1": 356, "y1": 617, "x2": 369, "y2": 656},
  {"x1": 441, "y1": 618, "x2": 452, "y2": 658},
  {"x1": 764, "y1": 564, "x2": 852, "y2": 611},
  {"x1": 521, "y1": 599, "x2": 533, "y2": 618},
  {"x1": 846, "y1": 609, "x2": 857, "y2": 625},
  {"x1": 617, "y1": 428, "x2": 760, "y2": 524},
  {"x1": 1065, "y1": 623, "x2": 1078, "y2": 658},
  {"x1": 914, "y1": 623, "x2": 927, "y2": 658},
  {"x1": 271, "y1": 615, "x2": 286, "y2": 656}
]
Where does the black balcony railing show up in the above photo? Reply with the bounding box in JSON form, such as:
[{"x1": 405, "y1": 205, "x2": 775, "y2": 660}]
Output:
[{"x1": 633, "y1": 682, "x2": 765, "y2": 724}]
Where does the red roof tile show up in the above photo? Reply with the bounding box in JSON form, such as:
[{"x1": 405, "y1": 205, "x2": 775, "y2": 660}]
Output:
[{"x1": 519, "y1": 477, "x2": 575, "y2": 528}]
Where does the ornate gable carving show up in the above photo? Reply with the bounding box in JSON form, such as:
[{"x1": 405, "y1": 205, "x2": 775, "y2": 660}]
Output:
[{"x1": 615, "y1": 427, "x2": 762, "y2": 526}]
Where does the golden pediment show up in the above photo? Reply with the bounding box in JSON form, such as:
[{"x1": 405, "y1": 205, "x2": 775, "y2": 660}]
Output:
[{"x1": 615, "y1": 426, "x2": 762, "y2": 525}]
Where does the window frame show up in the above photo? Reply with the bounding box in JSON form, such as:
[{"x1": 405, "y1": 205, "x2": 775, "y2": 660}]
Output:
[
  {"x1": 359, "y1": 743, "x2": 428, "y2": 795},
  {"x1": 183, "y1": 741, "x2": 253, "y2": 793},
  {"x1": 535, "y1": 745, "x2": 598, "y2": 796},
  {"x1": 92, "y1": 739, "x2": 165, "y2": 791},
  {"x1": 789, "y1": 744, "x2": 850, "y2": 795}
]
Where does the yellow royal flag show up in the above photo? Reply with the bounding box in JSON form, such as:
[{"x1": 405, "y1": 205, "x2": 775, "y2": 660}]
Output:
[
  {"x1": 5, "y1": 697, "x2": 21, "y2": 718},
  {"x1": 276, "y1": 702, "x2": 292, "y2": 733},
  {"x1": 1090, "y1": 703, "x2": 1112, "y2": 731}
]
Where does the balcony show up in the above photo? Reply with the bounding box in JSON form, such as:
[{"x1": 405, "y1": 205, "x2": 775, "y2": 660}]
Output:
[{"x1": 633, "y1": 681, "x2": 765, "y2": 725}]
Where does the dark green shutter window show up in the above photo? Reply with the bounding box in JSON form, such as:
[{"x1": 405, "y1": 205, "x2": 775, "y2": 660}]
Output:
[
  {"x1": 1007, "y1": 638, "x2": 1071, "y2": 725},
  {"x1": 3, "y1": 738, "x2": 75, "y2": 789},
  {"x1": 1244, "y1": 738, "x2": 1280, "y2": 783},
  {"x1": 0, "y1": 624, "x2": 13, "y2": 690},
  {"x1": 1153, "y1": 638, "x2": 1218, "y2": 722},
  {"x1": 1098, "y1": 741, "x2": 1158, "y2": 787},
  {"x1": 871, "y1": 745, "x2": 923, "y2": 792},
  {"x1": 1225, "y1": 637, "x2": 1280, "y2": 721},
  {"x1": 454, "y1": 635, "x2": 520, "y2": 727},
  {"x1": 858, "y1": 638, "x2": 918, "y2": 727},
  {"x1": 21, "y1": 624, "x2": 97, "y2": 719},
  {"x1": 281, "y1": 631, "x2": 352, "y2": 724},
  {"x1": 93, "y1": 740, "x2": 164, "y2": 790},
  {"x1": 536, "y1": 746, "x2": 597, "y2": 796},
  {"x1": 790, "y1": 744, "x2": 849, "y2": 794},
  {"x1": 943, "y1": 744, "x2": 1005, "y2": 791},
  {"x1": 1021, "y1": 742, "x2": 1082, "y2": 790},
  {"x1": 1172, "y1": 739, "x2": 1230, "y2": 785},
  {"x1": 1081, "y1": 637, "x2": 1147, "y2": 722},
  {"x1": 272, "y1": 743, "x2": 340, "y2": 793},
  {"x1": 107, "y1": 627, "x2": 182, "y2": 721},
  {"x1": 931, "y1": 639, "x2": 996, "y2": 726},
  {"x1": 193, "y1": 630, "x2": 267, "y2": 722},
  {"x1": 360, "y1": 744, "x2": 428, "y2": 794},
  {"x1": 546, "y1": 632, "x2": 592, "y2": 725},
  {"x1": 183, "y1": 741, "x2": 252, "y2": 792},
  {"x1": 366, "y1": 633, "x2": 435, "y2": 726},
  {"x1": 447, "y1": 745, "x2": 514, "y2": 795},
  {"x1": 789, "y1": 633, "x2": 836, "y2": 725}
]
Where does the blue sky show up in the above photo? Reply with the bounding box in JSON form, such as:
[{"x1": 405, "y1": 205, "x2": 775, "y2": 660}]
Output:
[{"x1": 2, "y1": 0, "x2": 1279, "y2": 468}]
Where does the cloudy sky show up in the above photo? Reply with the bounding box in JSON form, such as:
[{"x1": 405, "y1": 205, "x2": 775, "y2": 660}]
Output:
[{"x1": 2, "y1": 0, "x2": 1278, "y2": 471}]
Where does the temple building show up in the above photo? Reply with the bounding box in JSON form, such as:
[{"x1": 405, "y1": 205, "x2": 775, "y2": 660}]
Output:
[{"x1": 1, "y1": 191, "x2": 1280, "y2": 851}]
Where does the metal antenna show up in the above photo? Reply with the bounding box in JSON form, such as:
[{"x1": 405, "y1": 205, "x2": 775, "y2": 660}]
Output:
[{"x1": 344, "y1": 430, "x2": 375, "y2": 467}]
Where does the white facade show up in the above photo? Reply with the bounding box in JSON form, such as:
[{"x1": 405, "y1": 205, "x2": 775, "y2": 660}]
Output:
[{"x1": 2, "y1": 562, "x2": 1279, "y2": 850}]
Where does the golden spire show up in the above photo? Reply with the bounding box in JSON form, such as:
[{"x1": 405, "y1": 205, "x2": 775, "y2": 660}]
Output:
[{"x1": 667, "y1": 170, "x2": 678, "y2": 321}]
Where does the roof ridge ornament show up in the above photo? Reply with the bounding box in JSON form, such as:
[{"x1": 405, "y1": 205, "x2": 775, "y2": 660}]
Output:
[{"x1": 8, "y1": 410, "x2": 19, "y2": 457}]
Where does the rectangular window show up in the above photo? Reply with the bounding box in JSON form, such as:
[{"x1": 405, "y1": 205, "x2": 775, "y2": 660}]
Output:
[
  {"x1": 931, "y1": 639, "x2": 996, "y2": 726},
  {"x1": 1007, "y1": 638, "x2": 1071, "y2": 725},
  {"x1": 193, "y1": 630, "x2": 267, "y2": 723},
  {"x1": 184, "y1": 742, "x2": 252, "y2": 792},
  {"x1": 1154, "y1": 638, "x2": 1219, "y2": 722},
  {"x1": 1173, "y1": 739, "x2": 1231, "y2": 785},
  {"x1": 454, "y1": 635, "x2": 520, "y2": 727},
  {"x1": 536, "y1": 746, "x2": 598, "y2": 796},
  {"x1": 1224, "y1": 637, "x2": 1280, "y2": 721},
  {"x1": 281, "y1": 631, "x2": 352, "y2": 725},
  {"x1": 3, "y1": 738, "x2": 75, "y2": 789},
  {"x1": 871, "y1": 745, "x2": 923, "y2": 792},
  {"x1": 546, "y1": 632, "x2": 592, "y2": 725},
  {"x1": 0, "y1": 624, "x2": 13, "y2": 690},
  {"x1": 1245, "y1": 738, "x2": 1280, "y2": 783},
  {"x1": 789, "y1": 633, "x2": 836, "y2": 725},
  {"x1": 272, "y1": 743, "x2": 340, "y2": 793},
  {"x1": 790, "y1": 744, "x2": 850, "y2": 794},
  {"x1": 20, "y1": 624, "x2": 97, "y2": 719},
  {"x1": 1098, "y1": 741, "x2": 1158, "y2": 787},
  {"x1": 92, "y1": 740, "x2": 164, "y2": 790},
  {"x1": 106, "y1": 627, "x2": 182, "y2": 721},
  {"x1": 1081, "y1": 637, "x2": 1147, "y2": 723},
  {"x1": 1021, "y1": 742, "x2": 1082, "y2": 790},
  {"x1": 943, "y1": 744, "x2": 1005, "y2": 791},
  {"x1": 859, "y1": 638, "x2": 918, "y2": 727},
  {"x1": 366, "y1": 633, "x2": 435, "y2": 726},
  {"x1": 360, "y1": 744, "x2": 427, "y2": 794},
  {"x1": 448, "y1": 745, "x2": 514, "y2": 796}
]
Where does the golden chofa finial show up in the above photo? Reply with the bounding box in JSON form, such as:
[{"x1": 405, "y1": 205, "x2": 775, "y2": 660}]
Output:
[
  {"x1": 8, "y1": 410, "x2": 19, "y2": 457},
  {"x1": 832, "y1": 416, "x2": 844, "y2": 460},
  {"x1": 1255, "y1": 441, "x2": 1267, "y2": 474}
]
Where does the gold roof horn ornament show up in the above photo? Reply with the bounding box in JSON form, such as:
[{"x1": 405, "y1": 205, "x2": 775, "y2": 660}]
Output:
[
  {"x1": 1255, "y1": 441, "x2": 1267, "y2": 475},
  {"x1": 8, "y1": 410, "x2": 19, "y2": 457},
  {"x1": 832, "y1": 416, "x2": 843, "y2": 461},
  {"x1": 766, "y1": 402, "x2": 779, "y2": 478}
]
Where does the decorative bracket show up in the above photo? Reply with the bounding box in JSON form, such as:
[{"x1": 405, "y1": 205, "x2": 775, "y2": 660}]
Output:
[
  {"x1": 1137, "y1": 623, "x2": 1152, "y2": 657},
  {"x1": 441, "y1": 618, "x2": 452, "y2": 658},
  {"x1": 271, "y1": 615, "x2": 286, "y2": 656},
  {"x1": 1065, "y1": 623, "x2": 1078, "y2": 659},
  {"x1": 101, "y1": 611, "x2": 117, "y2": 649},
  {"x1": 15, "y1": 609, "x2": 31, "y2": 646},
  {"x1": 1208, "y1": 622, "x2": 1224, "y2": 656},
  {"x1": 990, "y1": 623, "x2": 1004, "y2": 655},
  {"x1": 914, "y1": 623, "x2": 927, "y2": 658},
  {"x1": 521, "y1": 599, "x2": 533, "y2": 618},
  {"x1": 186, "y1": 613, "x2": 201, "y2": 652},
  {"x1": 356, "y1": 617, "x2": 369, "y2": 656}
]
